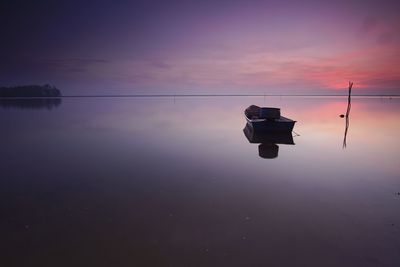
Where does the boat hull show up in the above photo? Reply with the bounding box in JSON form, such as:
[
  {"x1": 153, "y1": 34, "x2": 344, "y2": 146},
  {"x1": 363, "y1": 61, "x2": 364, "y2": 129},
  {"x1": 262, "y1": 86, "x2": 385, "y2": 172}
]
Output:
[
  {"x1": 245, "y1": 117, "x2": 296, "y2": 132},
  {"x1": 243, "y1": 123, "x2": 295, "y2": 144}
]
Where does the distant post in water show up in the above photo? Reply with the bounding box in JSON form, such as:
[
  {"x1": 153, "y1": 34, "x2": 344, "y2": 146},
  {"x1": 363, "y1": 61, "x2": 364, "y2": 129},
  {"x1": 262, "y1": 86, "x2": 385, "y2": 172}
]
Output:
[{"x1": 346, "y1": 81, "x2": 353, "y2": 118}]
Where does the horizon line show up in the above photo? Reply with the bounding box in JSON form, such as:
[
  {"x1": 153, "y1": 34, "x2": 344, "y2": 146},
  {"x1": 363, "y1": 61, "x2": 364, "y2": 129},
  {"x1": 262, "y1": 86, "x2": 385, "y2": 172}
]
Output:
[{"x1": 1, "y1": 94, "x2": 399, "y2": 98}]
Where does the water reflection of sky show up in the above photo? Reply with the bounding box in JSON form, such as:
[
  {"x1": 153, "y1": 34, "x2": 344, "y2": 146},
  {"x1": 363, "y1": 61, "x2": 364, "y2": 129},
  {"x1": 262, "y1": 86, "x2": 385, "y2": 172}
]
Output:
[{"x1": 0, "y1": 97, "x2": 399, "y2": 266}]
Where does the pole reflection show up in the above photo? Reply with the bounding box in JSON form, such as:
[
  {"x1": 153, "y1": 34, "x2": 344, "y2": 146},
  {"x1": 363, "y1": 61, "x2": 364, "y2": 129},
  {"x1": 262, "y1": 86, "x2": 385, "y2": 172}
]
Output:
[{"x1": 342, "y1": 81, "x2": 353, "y2": 148}]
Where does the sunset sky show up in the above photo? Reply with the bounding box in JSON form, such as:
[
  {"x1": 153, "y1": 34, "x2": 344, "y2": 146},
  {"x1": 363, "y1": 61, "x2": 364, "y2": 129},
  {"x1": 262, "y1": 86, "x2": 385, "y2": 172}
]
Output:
[{"x1": 1, "y1": 0, "x2": 399, "y2": 95}]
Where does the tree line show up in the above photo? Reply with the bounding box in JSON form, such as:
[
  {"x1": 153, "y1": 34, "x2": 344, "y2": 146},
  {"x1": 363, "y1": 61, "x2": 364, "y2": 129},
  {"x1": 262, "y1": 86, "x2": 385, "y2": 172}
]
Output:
[{"x1": 0, "y1": 84, "x2": 61, "y2": 97}]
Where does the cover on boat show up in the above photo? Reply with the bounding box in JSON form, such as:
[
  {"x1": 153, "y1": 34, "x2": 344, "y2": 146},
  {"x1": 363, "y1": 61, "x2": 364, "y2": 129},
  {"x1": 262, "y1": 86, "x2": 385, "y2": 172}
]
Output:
[
  {"x1": 259, "y1": 107, "x2": 280, "y2": 119},
  {"x1": 245, "y1": 105, "x2": 281, "y2": 120},
  {"x1": 245, "y1": 105, "x2": 260, "y2": 118}
]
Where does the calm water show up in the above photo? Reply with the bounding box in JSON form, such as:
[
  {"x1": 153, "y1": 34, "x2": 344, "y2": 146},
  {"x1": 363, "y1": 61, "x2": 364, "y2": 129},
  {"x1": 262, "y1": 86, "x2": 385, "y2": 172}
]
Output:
[{"x1": 1, "y1": 96, "x2": 399, "y2": 266}]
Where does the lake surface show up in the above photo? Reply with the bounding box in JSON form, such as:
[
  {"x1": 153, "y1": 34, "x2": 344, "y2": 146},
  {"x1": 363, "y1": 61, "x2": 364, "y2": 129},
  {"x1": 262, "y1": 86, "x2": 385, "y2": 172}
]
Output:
[{"x1": 1, "y1": 96, "x2": 399, "y2": 266}]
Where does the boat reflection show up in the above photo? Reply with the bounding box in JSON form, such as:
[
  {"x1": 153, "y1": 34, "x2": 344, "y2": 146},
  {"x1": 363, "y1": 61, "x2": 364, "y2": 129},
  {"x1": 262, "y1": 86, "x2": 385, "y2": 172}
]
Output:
[
  {"x1": 243, "y1": 123, "x2": 295, "y2": 159},
  {"x1": 0, "y1": 98, "x2": 62, "y2": 110}
]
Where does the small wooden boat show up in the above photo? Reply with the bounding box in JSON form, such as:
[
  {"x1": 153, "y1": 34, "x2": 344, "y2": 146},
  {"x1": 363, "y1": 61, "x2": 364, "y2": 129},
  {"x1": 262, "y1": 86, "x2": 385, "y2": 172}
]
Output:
[{"x1": 244, "y1": 105, "x2": 296, "y2": 132}]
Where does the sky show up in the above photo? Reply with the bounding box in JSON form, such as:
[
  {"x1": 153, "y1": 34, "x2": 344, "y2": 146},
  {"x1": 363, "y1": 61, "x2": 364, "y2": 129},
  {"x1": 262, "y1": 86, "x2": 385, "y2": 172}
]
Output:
[{"x1": 1, "y1": 0, "x2": 399, "y2": 95}]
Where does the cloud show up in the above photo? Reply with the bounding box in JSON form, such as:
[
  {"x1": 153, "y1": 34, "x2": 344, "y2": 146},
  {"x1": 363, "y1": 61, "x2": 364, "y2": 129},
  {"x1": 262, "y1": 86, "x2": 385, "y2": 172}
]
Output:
[
  {"x1": 360, "y1": 16, "x2": 379, "y2": 34},
  {"x1": 377, "y1": 32, "x2": 395, "y2": 45},
  {"x1": 359, "y1": 15, "x2": 400, "y2": 46},
  {"x1": 42, "y1": 58, "x2": 110, "y2": 73}
]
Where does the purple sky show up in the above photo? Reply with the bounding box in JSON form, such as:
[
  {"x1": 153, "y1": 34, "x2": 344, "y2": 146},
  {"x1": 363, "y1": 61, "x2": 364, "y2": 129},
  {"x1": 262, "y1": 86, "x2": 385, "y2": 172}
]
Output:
[{"x1": 1, "y1": 0, "x2": 399, "y2": 94}]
